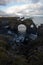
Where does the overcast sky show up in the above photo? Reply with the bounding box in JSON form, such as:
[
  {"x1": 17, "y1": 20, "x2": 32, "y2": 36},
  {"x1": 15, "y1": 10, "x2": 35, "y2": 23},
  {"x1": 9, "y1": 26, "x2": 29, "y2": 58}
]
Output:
[
  {"x1": 0, "y1": 0, "x2": 43, "y2": 25},
  {"x1": 0, "y1": 0, "x2": 43, "y2": 17}
]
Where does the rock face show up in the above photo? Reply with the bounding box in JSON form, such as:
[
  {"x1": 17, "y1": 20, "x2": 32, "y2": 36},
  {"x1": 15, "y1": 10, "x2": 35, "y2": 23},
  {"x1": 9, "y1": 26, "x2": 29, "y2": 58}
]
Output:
[
  {"x1": 0, "y1": 17, "x2": 37, "y2": 43},
  {"x1": 38, "y1": 24, "x2": 43, "y2": 36},
  {"x1": 0, "y1": 17, "x2": 43, "y2": 65}
]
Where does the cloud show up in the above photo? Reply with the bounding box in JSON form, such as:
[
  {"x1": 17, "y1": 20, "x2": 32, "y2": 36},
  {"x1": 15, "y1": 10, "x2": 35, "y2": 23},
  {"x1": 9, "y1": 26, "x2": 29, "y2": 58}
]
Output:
[
  {"x1": 0, "y1": 0, "x2": 6, "y2": 5},
  {"x1": 5, "y1": 4, "x2": 28, "y2": 14},
  {"x1": 0, "y1": 10, "x2": 8, "y2": 17},
  {"x1": 31, "y1": 0, "x2": 39, "y2": 3},
  {"x1": 0, "y1": 0, "x2": 43, "y2": 17},
  {"x1": 0, "y1": 0, "x2": 14, "y2": 5},
  {"x1": 0, "y1": 0, "x2": 40, "y2": 5},
  {"x1": 4, "y1": 3, "x2": 43, "y2": 16}
]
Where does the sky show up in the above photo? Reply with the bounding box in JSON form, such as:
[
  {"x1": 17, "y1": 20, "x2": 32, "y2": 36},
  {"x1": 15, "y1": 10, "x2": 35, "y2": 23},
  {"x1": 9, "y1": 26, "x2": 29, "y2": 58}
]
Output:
[
  {"x1": 0, "y1": 0, "x2": 43, "y2": 16},
  {"x1": 0, "y1": 0, "x2": 43, "y2": 25}
]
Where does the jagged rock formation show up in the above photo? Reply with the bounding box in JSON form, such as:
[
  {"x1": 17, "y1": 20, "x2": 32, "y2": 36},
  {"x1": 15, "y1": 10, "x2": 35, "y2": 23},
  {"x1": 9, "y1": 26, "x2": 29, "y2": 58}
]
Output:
[{"x1": 0, "y1": 17, "x2": 43, "y2": 65}]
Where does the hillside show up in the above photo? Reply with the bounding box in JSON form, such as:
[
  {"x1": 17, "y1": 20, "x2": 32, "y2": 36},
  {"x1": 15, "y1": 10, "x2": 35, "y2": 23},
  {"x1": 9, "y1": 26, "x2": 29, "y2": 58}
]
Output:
[{"x1": 0, "y1": 17, "x2": 43, "y2": 65}]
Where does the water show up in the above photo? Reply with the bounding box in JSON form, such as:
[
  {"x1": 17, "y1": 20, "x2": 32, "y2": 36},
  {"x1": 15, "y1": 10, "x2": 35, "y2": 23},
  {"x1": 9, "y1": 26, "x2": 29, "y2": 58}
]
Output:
[
  {"x1": 33, "y1": 16, "x2": 43, "y2": 26},
  {"x1": 21, "y1": 16, "x2": 43, "y2": 26}
]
